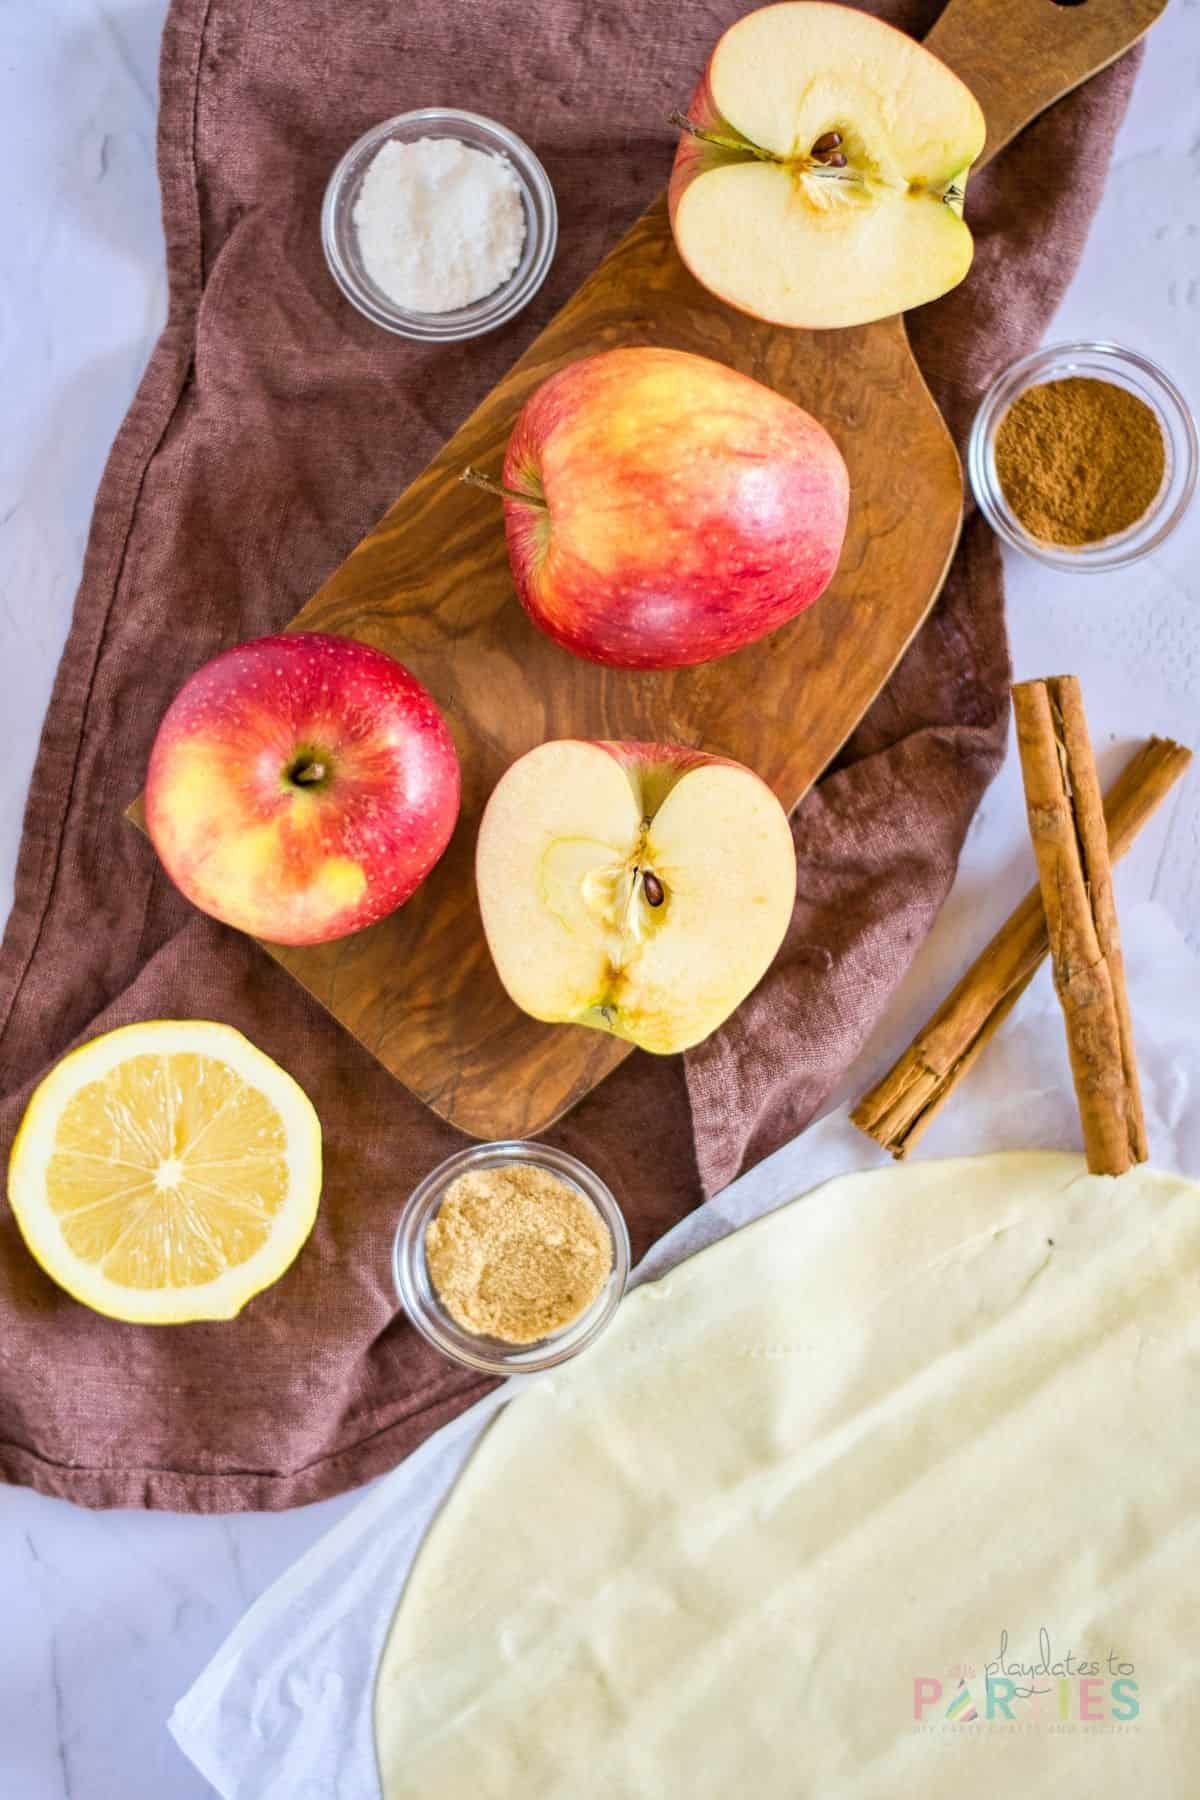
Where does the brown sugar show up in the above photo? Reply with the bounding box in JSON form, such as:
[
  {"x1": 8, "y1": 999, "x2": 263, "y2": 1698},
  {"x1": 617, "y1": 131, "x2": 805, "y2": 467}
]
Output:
[
  {"x1": 994, "y1": 376, "x2": 1166, "y2": 548},
  {"x1": 425, "y1": 1163, "x2": 613, "y2": 1345}
]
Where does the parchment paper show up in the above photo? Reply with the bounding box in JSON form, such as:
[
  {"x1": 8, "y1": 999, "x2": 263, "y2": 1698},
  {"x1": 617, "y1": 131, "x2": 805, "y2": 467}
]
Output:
[{"x1": 169, "y1": 902, "x2": 1200, "y2": 1799}]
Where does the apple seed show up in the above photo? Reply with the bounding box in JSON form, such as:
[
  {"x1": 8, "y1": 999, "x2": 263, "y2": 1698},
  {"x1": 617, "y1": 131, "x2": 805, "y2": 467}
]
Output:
[{"x1": 642, "y1": 871, "x2": 665, "y2": 908}]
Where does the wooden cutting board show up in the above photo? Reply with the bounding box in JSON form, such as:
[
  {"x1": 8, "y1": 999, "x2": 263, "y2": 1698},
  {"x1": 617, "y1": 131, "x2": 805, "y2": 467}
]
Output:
[{"x1": 249, "y1": 0, "x2": 1165, "y2": 1140}]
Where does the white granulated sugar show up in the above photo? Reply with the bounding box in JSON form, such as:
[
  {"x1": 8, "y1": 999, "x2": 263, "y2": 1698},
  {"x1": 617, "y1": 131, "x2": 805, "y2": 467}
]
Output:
[{"x1": 352, "y1": 136, "x2": 526, "y2": 314}]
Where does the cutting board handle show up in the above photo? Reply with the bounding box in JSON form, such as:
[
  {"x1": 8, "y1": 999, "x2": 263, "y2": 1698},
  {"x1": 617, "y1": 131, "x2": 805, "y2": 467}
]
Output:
[{"x1": 926, "y1": 0, "x2": 1166, "y2": 168}]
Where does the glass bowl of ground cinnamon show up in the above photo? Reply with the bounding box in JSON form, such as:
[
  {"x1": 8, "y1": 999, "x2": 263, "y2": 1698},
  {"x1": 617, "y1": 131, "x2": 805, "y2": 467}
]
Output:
[
  {"x1": 393, "y1": 1142, "x2": 631, "y2": 1375},
  {"x1": 968, "y1": 341, "x2": 1196, "y2": 571}
]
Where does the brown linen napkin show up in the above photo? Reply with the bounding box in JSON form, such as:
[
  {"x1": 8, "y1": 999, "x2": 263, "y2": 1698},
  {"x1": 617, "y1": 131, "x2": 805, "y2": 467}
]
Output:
[{"x1": 0, "y1": 0, "x2": 1141, "y2": 1510}]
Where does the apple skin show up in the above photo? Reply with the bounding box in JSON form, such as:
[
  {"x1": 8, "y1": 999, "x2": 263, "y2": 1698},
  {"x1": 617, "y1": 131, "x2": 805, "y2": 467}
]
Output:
[
  {"x1": 588, "y1": 738, "x2": 735, "y2": 805},
  {"x1": 145, "y1": 632, "x2": 461, "y2": 947},
  {"x1": 500, "y1": 346, "x2": 849, "y2": 669}
]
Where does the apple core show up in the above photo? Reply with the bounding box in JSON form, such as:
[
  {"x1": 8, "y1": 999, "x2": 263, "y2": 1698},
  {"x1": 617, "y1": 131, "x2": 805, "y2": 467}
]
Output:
[{"x1": 477, "y1": 739, "x2": 797, "y2": 1055}]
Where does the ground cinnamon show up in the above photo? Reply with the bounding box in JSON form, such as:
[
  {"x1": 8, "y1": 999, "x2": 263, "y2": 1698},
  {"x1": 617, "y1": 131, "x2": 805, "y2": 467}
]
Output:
[{"x1": 995, "y1": 377, "x2": 1165, "y2": 546}]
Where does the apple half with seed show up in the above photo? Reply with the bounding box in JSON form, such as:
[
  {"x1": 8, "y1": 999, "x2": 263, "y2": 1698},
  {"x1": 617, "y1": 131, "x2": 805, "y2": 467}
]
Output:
[
  {"x1": 669, "y1": 1, "x2": 986, "y2": 330},
  {"x1": 476, "y1": 740, "x2": 797, "y2": 1055}
]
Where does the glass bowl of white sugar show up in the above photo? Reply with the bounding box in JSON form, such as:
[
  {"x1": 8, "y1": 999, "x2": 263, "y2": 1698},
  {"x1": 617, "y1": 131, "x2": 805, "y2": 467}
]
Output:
[{"x1": 322, "y1": 108, "x2": 557, "y2": 342}]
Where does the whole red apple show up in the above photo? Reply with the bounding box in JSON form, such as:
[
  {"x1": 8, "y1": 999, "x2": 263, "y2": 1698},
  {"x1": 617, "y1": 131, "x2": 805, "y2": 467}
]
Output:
[
  {"x1": 495, "y1": 346, "x2": 849, "y2": 668},
  {"x1": 146, "y1": 632, "x2": 461, "y2": 946}
]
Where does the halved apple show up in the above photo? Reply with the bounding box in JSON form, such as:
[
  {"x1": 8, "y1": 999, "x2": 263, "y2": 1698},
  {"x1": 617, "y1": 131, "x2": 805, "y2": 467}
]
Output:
[
  {"x1": 669, "y1": 2, "x2": 986, "y2": 329},
  {"x1": 476, "y1": 740, "x2": 797, "y2": 1055}
]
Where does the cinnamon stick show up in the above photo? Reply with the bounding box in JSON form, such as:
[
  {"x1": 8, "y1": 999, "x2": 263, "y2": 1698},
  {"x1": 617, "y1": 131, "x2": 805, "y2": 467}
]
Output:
[
  {"x1": 851, "y1": 735, "x2": 1191, "y2": 1160},
  {"x1": 1012, "y1": 676, "x2": 1147, "y2": 1175}
]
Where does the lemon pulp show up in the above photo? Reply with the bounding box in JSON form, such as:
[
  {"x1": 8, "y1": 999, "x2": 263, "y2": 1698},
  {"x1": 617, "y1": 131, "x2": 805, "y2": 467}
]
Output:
[{"x1": 8, "y1": 1021, "x2": 322, "y2": 1323}]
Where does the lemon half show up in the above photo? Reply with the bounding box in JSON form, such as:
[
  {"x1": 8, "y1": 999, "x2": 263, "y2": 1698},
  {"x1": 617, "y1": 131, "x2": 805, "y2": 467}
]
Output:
[{"x1": 7, "y1": 1020, "x2": 322, "y2": 1324}]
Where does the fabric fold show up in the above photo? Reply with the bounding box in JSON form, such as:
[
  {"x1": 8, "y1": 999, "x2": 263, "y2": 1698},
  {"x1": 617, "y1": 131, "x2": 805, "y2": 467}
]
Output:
[{"x1": 0, "y1": 0, "x2": 1142, "y2": 1509}]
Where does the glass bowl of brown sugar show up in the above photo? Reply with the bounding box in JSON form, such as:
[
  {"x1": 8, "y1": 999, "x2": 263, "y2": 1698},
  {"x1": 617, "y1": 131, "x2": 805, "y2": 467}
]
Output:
[
  {"x1": 393, "y1": 1141, "x2": 631, "y2": 1376},
  {"x1": 968, "y1": 341, "x2": 1197, "y2": 571}
]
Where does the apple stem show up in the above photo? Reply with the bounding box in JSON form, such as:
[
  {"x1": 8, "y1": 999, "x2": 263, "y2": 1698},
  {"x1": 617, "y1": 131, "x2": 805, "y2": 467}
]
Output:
[
  {"x1": 460, "y1": 466, "x2": 548, "y2": 510},
  {"x1": 669, "y1": 112, "x2": 866, "y2": 187},
  {"x1": 290, "y1": 759, "x2": 327, "y2": 787},
  {"x1": 667, "y1": 111, "x2": 780, "y2": 164}
]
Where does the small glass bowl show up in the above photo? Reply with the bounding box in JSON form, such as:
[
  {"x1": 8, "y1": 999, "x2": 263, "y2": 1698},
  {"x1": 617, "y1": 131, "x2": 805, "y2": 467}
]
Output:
[
  {"x1": 321, "y1": 108, "x2": 558, "y2": 342},
  {"x1": 967, "y1": 341, "x2": 1197, "y2": 571},
  {"x1": 393, "y1": 1141, "x2": 630, "y2": 1375}
]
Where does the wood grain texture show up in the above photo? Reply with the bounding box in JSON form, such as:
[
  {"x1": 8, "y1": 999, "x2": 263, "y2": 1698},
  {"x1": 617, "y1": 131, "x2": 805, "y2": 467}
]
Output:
[
  {"x1": 156, "y1": 0, "x2": 1163, "y2": 1141},
  {"x1": 268, "y1": 206, "x2": 962, "y2": 1138},
  {"x1": 927, "y1": 0, "x2": 1167, "y2": 165}
]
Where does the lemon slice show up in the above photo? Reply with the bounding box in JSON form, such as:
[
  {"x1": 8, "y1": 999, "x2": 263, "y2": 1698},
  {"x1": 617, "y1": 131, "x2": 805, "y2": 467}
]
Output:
[{"x1": 7, "y1": 1020, "x2": 322, "y2": 1324}]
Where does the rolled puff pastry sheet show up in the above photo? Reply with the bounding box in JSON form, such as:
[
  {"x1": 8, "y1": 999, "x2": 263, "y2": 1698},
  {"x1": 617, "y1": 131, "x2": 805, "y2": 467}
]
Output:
[{"x1": 375, "y1": 1151, "x2": 1200, "y2": 1797}]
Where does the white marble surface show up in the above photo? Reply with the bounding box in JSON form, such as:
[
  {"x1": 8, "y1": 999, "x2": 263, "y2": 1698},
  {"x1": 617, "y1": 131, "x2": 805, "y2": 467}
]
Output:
[{"x1": 1, "y1": 3, "x2": 1198, "y2": 1796}]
